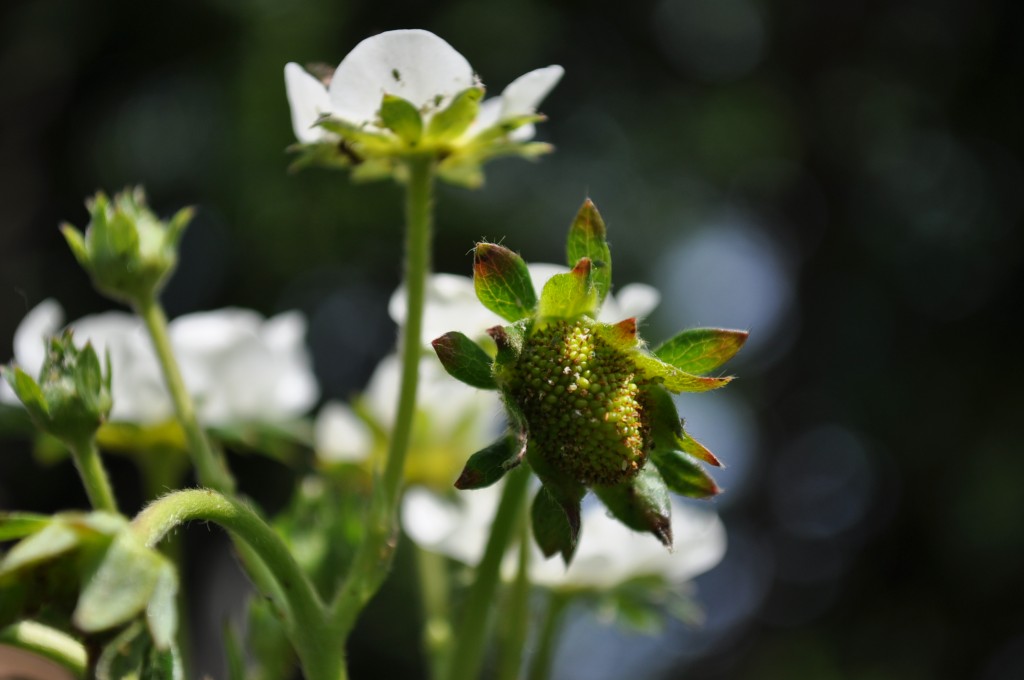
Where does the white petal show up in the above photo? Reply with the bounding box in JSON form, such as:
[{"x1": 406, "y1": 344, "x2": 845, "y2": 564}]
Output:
[
  {"x1": 328, "y1": 29, "x2": 475, "y2": 125},
  {"x1": 598, "y1": 283, "x2": 661, "y2": 322},
  {"x1": 499, "y1": 65, "x2": 563, "y2": 141},
  {"x1": 499, "y1": 65, "x2": 564, "y2": 117},
  {"x1": 315, "y1": 401, "x2": 373, "y2": 463},
  {"x1": 13, "y1": 299, "x2": 64, "y2": 375},
  {"x1": 285, "y1": 62, "x2": 334, "y2": 144}
]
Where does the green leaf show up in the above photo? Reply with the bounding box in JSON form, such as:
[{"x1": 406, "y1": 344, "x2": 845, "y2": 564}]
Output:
[
  {"x1": 432, "y1": 332, "x2": 497, "y2": 390},
  {"x1": 473, "y1": 243, "x2": 537, "y2": 322},
  {"x1": 0, "y1": 522, "x2": 80, "y2": 575},
  {"x1": 74, "y1": 530, "x2": 167, "y2": 634},
  {"x1": 531, "y1": 486, "x2": 579, "y2": 564},
  {"x1": 426, "y1": 87, "x2": 484, "y2": 142},
  {"x1": 650, "y1": 448, "x2": 719, "y2": 499},
  {"x1": 0, "y1": 513, "x2": 51, "y2": 542},
  {"x1": 537, "y1": 258, "x2": 598, "y2": 321},
  {"x1": 379, "y1": 94, "x2": 423, "y2": 145},
  {"x1": 454, "y1": 435, "x2": 524, "y2": 490},
  {"x1": 566, "y1": 199, "x2": 612, "y2": 307},
  {"x1": 592, "y1": 466, "x2": 672, "y2": 547},
  {"x1": 633, "y1": 353, "x2": 732, "y2": 393},
  {"x1": 145, "y1": 563, "x2": 178, "y2": 650},
  {"x1": 654, "y1": 328, "x2": 748, "y2": 375}
]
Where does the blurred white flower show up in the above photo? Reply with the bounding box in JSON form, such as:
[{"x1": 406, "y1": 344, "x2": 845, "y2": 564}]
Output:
[
  {"x1": 284, "y1": 29, "x2": 562, "y2": 145},
  {"x1": 170, "y1": 308, "x2": 318, "y2": 425},
  {"x1": 402, "y1": 485, "x2": 726, "y2": 590},
  {"x1": 3, "y1": 300, "x2": 318, "y2": 426},
  {"x1": 314, "y1": 401, "x2": 374, "y2": 464},
  {"x1": 389, "y1": 267, "x2": 661, "y2": 349}
]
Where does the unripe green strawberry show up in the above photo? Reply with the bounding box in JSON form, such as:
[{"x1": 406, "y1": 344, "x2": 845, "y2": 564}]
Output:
[{"x1": 503, "y1": 319, "x2": 651, "y2": 485}]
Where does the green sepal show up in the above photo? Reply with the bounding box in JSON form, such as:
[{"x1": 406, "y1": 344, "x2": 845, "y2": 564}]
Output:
[
  {"x1": 0, "y1": 513, "x2": 51, "y2": 542},
  {"x1": 60, "y1": 224, "x2": 89, "y2": 267},
  {"x1": 470, "y1": 113, "x2": 546, "y2": 145},
  {"x1": 526, "y1": 444, "x2": 586, "y2": 564},
  {"x1": 531, "y1": 486, "x2": 580, "y2": 564},
  {"x1": 566, "y1": 199, "x2": 612, "y2": 307},
  {"x1": 316, "y1": 116, "x2": 395, "y2": 153},
  {"x1": 4, "y1": 366, "x2": 49, "y2": 420},
  {"x1": 74, "y1": 342, "x2": 104, "y2": 415},
  {"x1": 592, "y1": 465, "x2": 673, "y2": 547},
  {"x1": 474, "y1": 243, "x2": 537, "y2": 322},
  {"x1": 286, "y1": 141, "x2": 355, "y2": 173},
  {"x1": 432, "y1": 332, "x2": 497, "y2": 390},
  {"x1": 454, "y1": 434, "x2": 525, "y2": 490},
  {"x1": 351, "y1": 158, "x2": 398, "y2": 183},
  {"x1": 647, "y1": 387, "x2": 721, "y2": 467},
  {"x1": 426, "y1": 87, "x2": 484, "y2": 142},
  {"x1": 594, "y1": 317, "x2": 639, "y2": 351},
  {"x1": 537, "y1": 258, "x2": 598, "y2": 321},
  {"x1": 435, "y1": 161, "x2": 485, "y2": 189},
  {"x1": 654, "y1": 328, "x2": 748, "y2": 375},
  {"x1": 379, "y1": 94, "x2": 423, "y2": 145},
  {"x1": 633, "y1": 352, "x2": 732, "y2": 393},
  {"x1": 165, "y1": 207, "x2": 194, "y2": 250},
  {"x1": 650, "y1": 447, "x2": 719, "y2": 499}
]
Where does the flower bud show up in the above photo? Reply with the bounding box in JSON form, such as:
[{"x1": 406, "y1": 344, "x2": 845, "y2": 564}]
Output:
[
  {"x1": 3, "y1": 330, "x2": 112, "y2": 445},
  {"x1": 61, "y1": 188, "x2": 192, "y2": 304}
]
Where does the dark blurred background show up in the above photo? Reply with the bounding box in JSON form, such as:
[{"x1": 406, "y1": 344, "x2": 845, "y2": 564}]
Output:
[{"x1": 1, "y1": 0, "x2": 1022, "y2": 678}]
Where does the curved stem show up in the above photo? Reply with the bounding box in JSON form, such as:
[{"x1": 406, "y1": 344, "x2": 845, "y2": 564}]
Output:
[
  {"x1": 135, "y1": 296, "x2": 236, "y2": 495},
  {"x1": 0, "y1": 621, "x2": 87, "y2": 679},
  {"x1": 330, "y1": 156, "x2": 434, "y2": 633},
  {"x1": 445, "y1": 466, "x2": 531, "y2": 680},
  {"x1": 131, "y1": 489, "x2": 345, "y2": 680},
  {"x1": 498, "y1": 506, "x2": 532, "y2": 680},
  {"x1": 67, "y1": 436, "x2": 118, "y2": 513},
  {"x1": 526, "y1": 592, "x2": 570, "y2": 680}
]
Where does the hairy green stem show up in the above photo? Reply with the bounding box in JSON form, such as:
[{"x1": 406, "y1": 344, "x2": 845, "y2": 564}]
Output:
[
  {"x1": 0, "y1": 621, "x2": 87, "y2": 679},
  {"x1": 416, "y1": 547, "x2": 453, "y2": 679},
  {"x1": 445, "y1": 466, "x2": 531, "y2": 680},
  {"x1": 526, "y1": 593, "x2": 570, "y2": 680},
  {"x1": 67, "y1": 436, "x2": 118, "y2": 513},
  {"x1": 131, "y1": 489, "x2": 345, "y2": 680},
  {"x1": 330, "y1": 156, "x2": 435, "y2": 633},
  {"x1": 136, "y1": 296, "x2": 235, "y2": 494},
  {"x1": 498, "y1": 507, "x2": 532, "y2": 680}
]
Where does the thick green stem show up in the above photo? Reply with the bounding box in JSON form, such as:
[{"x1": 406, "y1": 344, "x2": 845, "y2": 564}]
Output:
[
  {"x1": 0, "y1": 621, "x2": 87, "y2": 679},
  {"x1": 330, "y1": 156, "x2": 434, "y2": 633},
  {"x1": 526, "y1": 593, "x2": 570, "y2": 680},
  {"x1": 445, "y1": 466, "x2": 531, "y2": 680},
  {"x1": 498, "y1": 508, "x2": 532, "y2": 680},
  {"x1": 131, "y1": 489, "x2": 345, "y2": 680},
  {"x1": 67, "y1": 436, "x2": 118, "y2": 513},
  {"x1": 135, "y1": 296, "x2": 235, "y2": 494}
]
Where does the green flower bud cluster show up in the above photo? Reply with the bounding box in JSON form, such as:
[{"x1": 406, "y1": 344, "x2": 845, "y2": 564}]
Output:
[
  {"x1": 61, "y1": 188, "x2": 192, "y2": 305},
  {"x1": 3, "y1": 331, "x2": 112, "y2": 446},
  {"x1": 509, "y1": 319, "x2": 649, "y2": 485}
]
